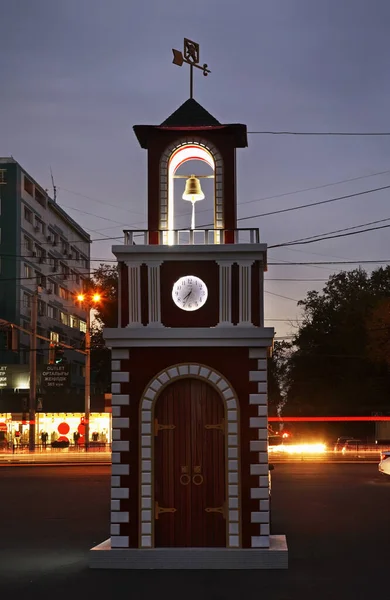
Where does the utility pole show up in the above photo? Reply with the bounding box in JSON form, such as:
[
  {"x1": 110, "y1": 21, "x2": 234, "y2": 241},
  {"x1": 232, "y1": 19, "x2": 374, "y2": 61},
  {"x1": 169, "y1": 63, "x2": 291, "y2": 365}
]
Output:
[
  {"x1": 29, "y1": 289, "x2": 38, "y2": 451},
  {"x1": 85, "y1": 306, "x2": 91, "y2": 451}
]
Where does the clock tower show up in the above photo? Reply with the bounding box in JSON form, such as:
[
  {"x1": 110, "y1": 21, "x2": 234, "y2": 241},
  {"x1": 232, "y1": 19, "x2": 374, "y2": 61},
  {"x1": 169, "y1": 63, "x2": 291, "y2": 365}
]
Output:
[{"x1": 90, "y1": 41, "x2": 288, "y2": 569}]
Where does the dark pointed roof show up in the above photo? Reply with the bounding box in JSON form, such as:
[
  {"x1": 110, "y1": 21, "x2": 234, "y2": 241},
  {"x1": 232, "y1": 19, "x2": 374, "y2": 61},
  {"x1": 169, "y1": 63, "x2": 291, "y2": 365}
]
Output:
[
  {"x1": 160, "y1": 98, "x2": 221, "y2": 127},
  {"x1": 133, "y1": 98, "x2": 247, "y2": 149}
]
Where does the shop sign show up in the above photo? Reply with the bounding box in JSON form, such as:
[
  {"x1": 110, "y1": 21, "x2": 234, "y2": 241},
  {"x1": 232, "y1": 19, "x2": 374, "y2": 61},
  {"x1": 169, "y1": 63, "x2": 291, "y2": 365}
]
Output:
[
  {"x1": 41, "y1": 364, "x2": 70, "y2": 389},
  {"x1": 0, "y1": 366, "x2": 8, "y2": 388}
]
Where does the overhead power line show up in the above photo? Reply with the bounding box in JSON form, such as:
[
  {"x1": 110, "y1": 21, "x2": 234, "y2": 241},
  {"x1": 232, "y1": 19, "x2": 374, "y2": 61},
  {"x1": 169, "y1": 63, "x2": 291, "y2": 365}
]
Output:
[
  {"x1": 264, "y1": 291, "x2": 299, "y2": 302},
  {"x1": 248, "y1": 131, "x2": 390, "y2": 136},
  {"x1": 270, "y1": 223, "x2": 390, "y2": 249},
  {"x1": 236, "y1": 183, "x2": 390, "y2": 223},
  {"x1": 270, "y1": 216, "x2": 390, "y2": 248},
  {"x1": 269, "y1": 260, "x2": 390, "y2": 266}
]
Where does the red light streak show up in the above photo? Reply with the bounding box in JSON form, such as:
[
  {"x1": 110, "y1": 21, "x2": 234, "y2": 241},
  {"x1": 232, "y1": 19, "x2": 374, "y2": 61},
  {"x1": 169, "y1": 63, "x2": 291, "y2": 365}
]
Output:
[{"x1": 269, "y1": 416, "x2": 390, "y2": 422}]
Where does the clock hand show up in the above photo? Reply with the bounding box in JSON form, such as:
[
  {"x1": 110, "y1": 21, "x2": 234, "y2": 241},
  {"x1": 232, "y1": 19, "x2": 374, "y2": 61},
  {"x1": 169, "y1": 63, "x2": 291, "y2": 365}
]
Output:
[{"x1": 183, "y1": 289, "x2": 193, "y2": 305}]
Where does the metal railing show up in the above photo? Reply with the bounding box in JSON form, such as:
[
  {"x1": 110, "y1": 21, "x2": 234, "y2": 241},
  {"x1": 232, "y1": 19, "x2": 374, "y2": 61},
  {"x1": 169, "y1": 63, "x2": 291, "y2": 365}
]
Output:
[{"x1": 123, "y1": 228, "x2": 260, "y2": 246}]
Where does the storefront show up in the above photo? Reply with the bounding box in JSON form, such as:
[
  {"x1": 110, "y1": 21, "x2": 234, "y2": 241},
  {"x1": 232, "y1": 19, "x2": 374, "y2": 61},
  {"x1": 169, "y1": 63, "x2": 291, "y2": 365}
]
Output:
[{"x1": 0, "y1": 412, "x2": 111, "y2": 448}]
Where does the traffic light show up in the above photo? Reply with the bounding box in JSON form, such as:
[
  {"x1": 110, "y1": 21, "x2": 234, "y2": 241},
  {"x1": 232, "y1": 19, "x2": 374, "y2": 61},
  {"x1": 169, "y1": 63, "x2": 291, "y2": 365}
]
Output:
[
  {"x1": 49, "y1": 344, "x2": 65, "y2": 364},
  {"x1": 5, "y1": 327, "x2": 18, "y2": 352},
  {"x1": 55, "y1": 346, "x2": 65, "y2": 364},
  {"x1": 49, "y1": 343, "x2": 56, "y2": 364}
]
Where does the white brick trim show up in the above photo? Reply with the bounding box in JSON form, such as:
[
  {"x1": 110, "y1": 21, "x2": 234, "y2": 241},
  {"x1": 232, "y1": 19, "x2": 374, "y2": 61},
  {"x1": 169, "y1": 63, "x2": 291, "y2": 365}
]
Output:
[
  {"x1": 111, "y1": 536, "x2": 129, "y2": 547},
  {"x1": 111, "y1": 383, "x2": 121, "y2": 395},
  {"x1": 111, "y1": 394, "x2": 130, "y2": 406},
  {"x1": 139, "y1": 363, "x2": 240, "y2": 549},
  {"x1": 249, "y1": 348, "x2": 267, "y2": 359},
  {"x1": 112, "y1": 371, "x2": 130, "y2": 383},
  {"x1": 112, "y1": 349, "x2": 129, "y2": 360},
  {"x1": 112, "y1": 417, "x2": 129, "y2": 429},
  {"x1": 112, "y1": 464, "x2": 129, "y2": 475},
  {"x1": 251, "y1": 536, "x2": 270, "y2": 548},
  {"x1": 111, "y1": 511, "x2": 129, "y2": 523},
  {"x1": 112, "y1": 441, "x2": 130, "y2": 452}
]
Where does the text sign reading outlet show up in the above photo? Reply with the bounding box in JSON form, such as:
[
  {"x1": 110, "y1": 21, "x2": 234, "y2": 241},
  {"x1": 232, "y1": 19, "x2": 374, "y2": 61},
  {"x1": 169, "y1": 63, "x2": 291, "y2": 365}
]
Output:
[{"x1": 41, "y1": 364, "x2": 70, "y2": 389}]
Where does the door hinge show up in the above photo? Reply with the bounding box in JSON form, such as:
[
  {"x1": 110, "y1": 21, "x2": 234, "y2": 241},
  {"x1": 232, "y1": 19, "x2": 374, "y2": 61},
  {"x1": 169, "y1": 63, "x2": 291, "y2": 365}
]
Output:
[
  {"x1": 205, "y1": 503, "x2": 226, "y2": 519},
  {"x1": 154, "y1": 418, "x2": 176, "y2": 437},
  {"x1": 205, "y1": 419, "x2": 225, "y2": 434},
  {"x1": 155, "y1": 501, "x2": 177, "y2": 520}
]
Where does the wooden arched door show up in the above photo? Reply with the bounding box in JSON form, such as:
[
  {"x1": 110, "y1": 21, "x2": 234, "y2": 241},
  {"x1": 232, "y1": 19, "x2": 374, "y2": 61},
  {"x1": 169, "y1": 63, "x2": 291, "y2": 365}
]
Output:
[{"x1": 154, "y1": 377, "x2": 226, "y2": 548}]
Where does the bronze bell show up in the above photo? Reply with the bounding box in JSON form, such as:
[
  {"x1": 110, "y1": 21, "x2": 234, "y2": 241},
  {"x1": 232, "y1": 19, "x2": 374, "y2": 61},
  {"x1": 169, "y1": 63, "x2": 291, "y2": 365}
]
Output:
[{"x1": 182, "y1": 175, "x2": 205, "y2": 202}]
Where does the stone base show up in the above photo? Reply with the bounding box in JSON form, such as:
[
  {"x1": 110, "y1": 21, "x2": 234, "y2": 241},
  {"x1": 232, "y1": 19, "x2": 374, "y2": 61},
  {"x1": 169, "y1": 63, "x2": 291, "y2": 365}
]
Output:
[{"x1": 89, "y1": 535, "x2": 288, "y2": 569}]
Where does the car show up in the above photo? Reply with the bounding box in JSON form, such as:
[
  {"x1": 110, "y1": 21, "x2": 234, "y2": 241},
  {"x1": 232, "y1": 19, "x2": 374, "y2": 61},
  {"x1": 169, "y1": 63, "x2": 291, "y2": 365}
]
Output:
[
  {"x1": 333, "y1": 436, "x2": 352, "y2": 452},
  {"x1": 334, "y1": 436, "x2": 360, "y2": 452},
  {"x1": 341, "y1": 439, "x2": 363, "y2": 454},
  {"x1": 379, "y1": 451, "x2": 390, "y2": 476}
]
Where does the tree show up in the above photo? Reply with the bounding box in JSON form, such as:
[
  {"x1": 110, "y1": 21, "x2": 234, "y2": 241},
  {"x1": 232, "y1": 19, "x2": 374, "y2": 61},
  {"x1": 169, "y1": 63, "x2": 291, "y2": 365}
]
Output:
[
  {"x1": 87, "y1": 264, "x2": 119, "y2": 393},
  {"x1": 283, "y1": 267, "x2": 390, "y2": 417},
  {"x1": 268, "y1": 340, "x2": 290, "y2": 417},
  {"x1": 91, "y1": 264, "x2": 118, "y2": 328}
]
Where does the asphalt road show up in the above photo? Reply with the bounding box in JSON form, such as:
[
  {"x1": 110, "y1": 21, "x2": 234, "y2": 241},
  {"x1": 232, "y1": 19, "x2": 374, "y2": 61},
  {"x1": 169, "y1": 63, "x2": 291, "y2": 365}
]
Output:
[{"x1": 0, "y1": 463, "x2": 389, "y2": 599}]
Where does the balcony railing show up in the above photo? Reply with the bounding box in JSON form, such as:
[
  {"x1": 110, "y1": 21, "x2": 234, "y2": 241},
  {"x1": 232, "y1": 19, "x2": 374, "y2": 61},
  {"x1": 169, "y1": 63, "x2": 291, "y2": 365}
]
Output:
[{"x1": 123, "y1": 228, "x2": 260, "y2": 246}]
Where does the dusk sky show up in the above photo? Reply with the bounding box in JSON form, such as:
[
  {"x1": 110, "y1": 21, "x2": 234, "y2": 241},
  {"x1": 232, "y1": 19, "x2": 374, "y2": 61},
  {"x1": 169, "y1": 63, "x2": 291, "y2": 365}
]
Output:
[{"x1": 2, "y1": 0, "x2": 390, "y2": 338}]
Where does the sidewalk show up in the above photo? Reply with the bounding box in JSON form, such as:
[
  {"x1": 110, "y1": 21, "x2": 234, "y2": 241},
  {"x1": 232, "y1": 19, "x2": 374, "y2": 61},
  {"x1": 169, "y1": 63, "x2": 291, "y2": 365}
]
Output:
[{"x1": 0, "y1": 448, "x2": 111, "y2": 465}]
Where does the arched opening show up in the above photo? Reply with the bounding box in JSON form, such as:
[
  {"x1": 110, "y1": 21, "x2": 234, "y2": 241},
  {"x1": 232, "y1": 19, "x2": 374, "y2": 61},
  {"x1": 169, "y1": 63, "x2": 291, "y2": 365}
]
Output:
[
  {"x1": 159, "y1": 139, "x2": 224, "y2": 243},
  {"x1": 139, "y1": 363, "x2": 241, "y2": 549}
]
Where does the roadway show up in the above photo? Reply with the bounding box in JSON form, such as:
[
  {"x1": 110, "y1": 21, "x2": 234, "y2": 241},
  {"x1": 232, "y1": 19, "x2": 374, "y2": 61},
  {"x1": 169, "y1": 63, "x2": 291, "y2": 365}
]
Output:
[{"x1": 0, "y1": 463, "x2": 389, "y2": 599}]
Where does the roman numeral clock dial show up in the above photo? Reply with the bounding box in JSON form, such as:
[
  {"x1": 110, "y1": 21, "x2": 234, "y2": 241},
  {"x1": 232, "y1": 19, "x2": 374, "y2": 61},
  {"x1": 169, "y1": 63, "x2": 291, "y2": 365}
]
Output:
[{"x1": 172, "y1": 275, "x2": 208, "y2": 311}]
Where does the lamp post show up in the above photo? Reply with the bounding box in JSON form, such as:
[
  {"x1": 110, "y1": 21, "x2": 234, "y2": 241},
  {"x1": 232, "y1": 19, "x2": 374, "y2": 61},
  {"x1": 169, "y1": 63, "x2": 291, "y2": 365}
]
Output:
[{"x1": 77, "y1": 292, "x2": 101, "y2": 451}]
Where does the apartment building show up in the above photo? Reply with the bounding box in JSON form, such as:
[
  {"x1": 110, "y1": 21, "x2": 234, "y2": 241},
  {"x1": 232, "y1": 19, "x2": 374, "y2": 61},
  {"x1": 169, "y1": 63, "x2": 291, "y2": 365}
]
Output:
[{"x1": 0, "y1": 158, "x2": 90, "y2": 391}]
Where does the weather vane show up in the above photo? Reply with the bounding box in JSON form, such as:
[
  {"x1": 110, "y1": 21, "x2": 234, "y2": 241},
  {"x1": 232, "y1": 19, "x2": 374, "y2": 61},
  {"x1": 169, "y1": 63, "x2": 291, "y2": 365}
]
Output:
[{"x1": 172, "y1": 38, "x2": 211, "y2": 99}]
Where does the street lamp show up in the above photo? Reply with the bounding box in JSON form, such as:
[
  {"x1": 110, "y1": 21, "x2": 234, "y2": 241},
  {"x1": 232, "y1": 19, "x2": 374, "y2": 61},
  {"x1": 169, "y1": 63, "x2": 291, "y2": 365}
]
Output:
[{"x1": 77, "y1": 291, "x2": 102, "y2": 450}]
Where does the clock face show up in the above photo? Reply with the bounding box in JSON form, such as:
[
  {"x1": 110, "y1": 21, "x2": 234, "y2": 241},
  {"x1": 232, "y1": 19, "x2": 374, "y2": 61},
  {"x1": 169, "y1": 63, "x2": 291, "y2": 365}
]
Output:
[{"x1": 172, "y1": 275, "x2": 208, "y2": 311}]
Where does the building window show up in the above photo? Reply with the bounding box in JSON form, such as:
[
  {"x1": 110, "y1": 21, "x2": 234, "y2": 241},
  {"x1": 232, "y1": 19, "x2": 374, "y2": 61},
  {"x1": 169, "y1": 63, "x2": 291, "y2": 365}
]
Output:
[
  {"x1": 0, "y1": 170, "x2": 6, "y2": 184},
  {"x1": 23, "y1": 292, "x2": 31, "y2": 308},
  {"x1": 59, "y1": 286, "x2": 68, "y2": 300},
  {"x1": 70, "y1": 315, "x2": 79, "y2": 329},
  {"x1": 24, "y1": 176, "x2": 33, "y2": 196},
  {"x1": 24, "y1": 206, "x2": 33, "y2": 223},
  {"x1": 24, "y1": 235, "x2": 33, "y2": 252},
  {"x1": 34, "y1": 216, "x2": 45, "y2": 235},
  {"x1": 24, "y1": 264, "x2": 33, "y2": 279},
  {"x1": 60, "y1": 312, "x2": 69, "y2": 326},
  {"x1": 38, "y1": 300, "x2": 46, "y2": 317},
  {"x1": 79, "y1": 320, "x2": 87, "y2": 333},
  {"x1": 71, "y1": 270, "x2": 80, "y2": 285},
  {"x1": 47, "y1": 279, "x2": 58, "y2": 295},
  {"x1": 34, "y1": 187, "x2": 46, "y2": 208},
  {"x1": 80, "y1": 255, "x2": 88, "y2": 269},
  {"x1": 35, "y1": 271, "x2": 46, "y2": 288},
  {"x1": 47, "y1": 306, "x2": 58, "y2": 320},
  {"x1": 59, "y1": 333, "x2": 68, "y2": 344},
  {"x1": 50, "y1": 331, "x2": 59, "y2": 343},
  {"x1": 61, "y1": 239, "x2": 69, "y2": 255}
]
